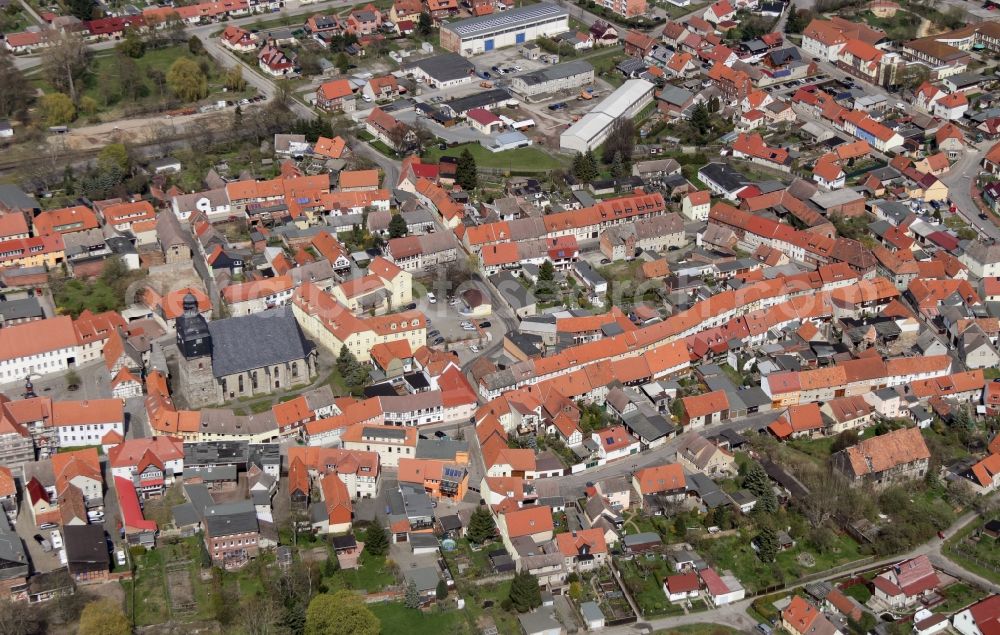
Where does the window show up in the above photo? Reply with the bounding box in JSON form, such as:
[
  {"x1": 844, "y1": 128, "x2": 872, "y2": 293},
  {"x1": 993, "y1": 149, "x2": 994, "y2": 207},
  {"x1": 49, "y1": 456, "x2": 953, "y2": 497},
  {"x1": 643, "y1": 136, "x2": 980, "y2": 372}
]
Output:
[
  {"x1": 238, "y1": 375, "x2": 244, "y2": 393},
  {"x1": 291, "y1": 362, "x2": 298, "y2": 378}
]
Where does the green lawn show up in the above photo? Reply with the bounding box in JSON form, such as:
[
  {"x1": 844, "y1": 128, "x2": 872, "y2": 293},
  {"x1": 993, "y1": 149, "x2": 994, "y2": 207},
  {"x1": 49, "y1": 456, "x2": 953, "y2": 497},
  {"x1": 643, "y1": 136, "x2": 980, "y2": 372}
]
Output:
[
  {"x1": 700, "y1": 531, "x2": 863, "y2": 595},
  {"x1": 122, "y1": 549, "x2": 169, "y2": 626},
  {"x1": 787, "y1": 436, "x2": 835, "y2": 462},
  {"x1": 422, "y1": 143, "x2": 563, "y2": 171},
  {"x1": 330, "y1": 552, "x2": 396, "y2": 593},
  {"x1": 935, "y1": 582, "x2": 987, "y2": 614},
  {"x1": 370, "y1": 602, "x2": 465, "y2": 635},
  {"x1": 616, "y1": 555, "x2": 677, "y2": 618},
  {"x1": 844, "y1": 583, "x2": 871, "y2": 604},
  {"x1": 861, "y1": 9, "x2": 922, "y2": 41},
  {"x1": 32, "y1": 44, "x2": 251, "y2": 122},
  {"x1": 461, "y1": 580, "x2": 520, "y2": 635},
  {"x1": 945, "y1": 516, "x2": 1000, "y2": 585}
]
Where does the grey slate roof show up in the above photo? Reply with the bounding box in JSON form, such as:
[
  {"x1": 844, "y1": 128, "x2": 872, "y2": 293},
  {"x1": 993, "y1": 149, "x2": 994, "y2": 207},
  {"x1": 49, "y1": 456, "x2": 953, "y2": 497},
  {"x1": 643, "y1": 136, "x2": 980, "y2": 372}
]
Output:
[
  {"x1": 0, "y1": 184, "x2": 37, "y2": 211},
  {"x1": 0, "y1": 297, "x2": 44, "y2": 322},
  {"x1": 404, "y1": 52, "x2": 475, "y2": 83},
  {"x1": 208, "y1": 306, "x2": 314, "y2": 378},
  {"x1": 204, "y1": 502, "x2": 259, "y2": 536},
  {"x1": 0, "y1": 517, "x2": 27, "y2": 579},
  {"x1": 415, "y1": 438, "x2": 469, "y2": 460},
  {"x1": 515, "y1": 59, "x2": 593, "y2": 87},
  {"x1": 172, "y1": 502, "x2": 202, "y2": 527},
  {"x1": 404, "y1": 565, "x2": 440, "y2": 592}
]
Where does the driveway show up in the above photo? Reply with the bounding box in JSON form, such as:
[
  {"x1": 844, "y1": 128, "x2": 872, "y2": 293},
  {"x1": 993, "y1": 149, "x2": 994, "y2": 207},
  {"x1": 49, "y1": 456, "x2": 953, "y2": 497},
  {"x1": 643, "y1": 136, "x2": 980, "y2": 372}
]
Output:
[
  {"x1": 395, "y1": 111, "x2": 489, "y2": 145},
  {"x1": 15, "y1": 504, "x2": 60, "y2": 575}
]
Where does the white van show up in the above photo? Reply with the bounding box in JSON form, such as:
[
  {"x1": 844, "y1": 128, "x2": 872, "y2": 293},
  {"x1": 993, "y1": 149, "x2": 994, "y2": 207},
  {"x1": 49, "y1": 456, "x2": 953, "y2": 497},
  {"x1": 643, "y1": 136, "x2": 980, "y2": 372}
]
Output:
[{"x1": 49, "y1": 530, "x2": 62, "y2": 550}]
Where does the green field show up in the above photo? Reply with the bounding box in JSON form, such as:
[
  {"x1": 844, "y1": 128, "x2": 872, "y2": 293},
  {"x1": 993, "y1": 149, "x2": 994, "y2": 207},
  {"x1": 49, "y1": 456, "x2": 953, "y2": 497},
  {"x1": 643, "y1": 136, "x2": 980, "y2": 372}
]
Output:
[
  {"x1": 422, "y1": 143, "x2": 564, "y2": 171},
  {"x1": 370, "y1": 602, "x2": 466, "y2": 635},
  {"x1": 945, "y1": 516, "x2": 1000, "y2": 585},
  {"x1": 699, "y1": 530, "x2": 864, "y2": 594},
  {"x1": 326, "y1": 552, "x2": 396, "y2": 593},
  {"x1": 616, "y1": 555, "x2": 680, "y2": 618},
  {"x1": 31, "y1": 44, "x2": 251, "y2": 122}
]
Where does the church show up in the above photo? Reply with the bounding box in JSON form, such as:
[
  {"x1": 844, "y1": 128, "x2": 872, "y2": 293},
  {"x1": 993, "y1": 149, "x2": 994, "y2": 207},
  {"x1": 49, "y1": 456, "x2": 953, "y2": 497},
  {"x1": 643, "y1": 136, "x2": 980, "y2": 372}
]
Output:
[{"x1": 175, "y1": 294, "x2": 318, "y2": 407}]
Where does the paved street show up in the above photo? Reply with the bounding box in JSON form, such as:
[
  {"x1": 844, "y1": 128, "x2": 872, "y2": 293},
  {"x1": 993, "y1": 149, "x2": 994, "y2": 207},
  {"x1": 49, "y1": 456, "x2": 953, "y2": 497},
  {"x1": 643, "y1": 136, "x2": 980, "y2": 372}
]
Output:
[{"x1": 939, "y1": 144, "x2": 1000, "y2": 241}]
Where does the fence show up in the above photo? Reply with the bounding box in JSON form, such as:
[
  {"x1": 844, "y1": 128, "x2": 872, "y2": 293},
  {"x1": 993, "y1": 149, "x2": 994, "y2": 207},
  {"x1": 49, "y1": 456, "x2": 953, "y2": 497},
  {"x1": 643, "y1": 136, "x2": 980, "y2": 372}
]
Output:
[
  {"x1": 947, "y1": 545, "x2": 1000, "y2": 575},
  {"x1": 746, "y1": 555, "x2": 877, "y2": 598},
  {"x1": 470, "y1": 572, "x2": 516, "y2": 586}
]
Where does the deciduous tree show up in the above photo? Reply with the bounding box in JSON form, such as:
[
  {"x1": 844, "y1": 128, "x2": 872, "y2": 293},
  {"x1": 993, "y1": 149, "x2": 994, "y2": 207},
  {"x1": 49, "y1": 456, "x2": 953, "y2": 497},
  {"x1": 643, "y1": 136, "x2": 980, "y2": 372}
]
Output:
[
  {"x1": 225, "y1": 65, "x2": 247, "y2": 91},
  {"x1": 0, "y1": 53, "x2": 33, "y2": 122},
  {"x1": 42, "y1": 32, "x2": 90, "y2": 102},
  {"x1": 166, "y1": 57, "x2": 208, "y2": 102},
  {"x1": 601, "y1": 117, "x2": 634, "y2": 165},
  {"x1": 39, "y1": 92, "x2": 75, "y2": 126},
  {"x1": 305, "y1": 591, "x2": 380, "y2": 635},
  {"x1": 117, "y1": 28, "x2": 145, "y2": 58}
]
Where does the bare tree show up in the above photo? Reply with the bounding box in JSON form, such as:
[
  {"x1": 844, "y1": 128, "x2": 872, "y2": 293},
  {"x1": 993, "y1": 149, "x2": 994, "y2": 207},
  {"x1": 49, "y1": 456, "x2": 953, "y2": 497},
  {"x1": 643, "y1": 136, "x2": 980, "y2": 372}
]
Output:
[
  {"x1": 386, "y1": 122, "x2": 413, "y2": 154},
  {"x1": 797, "y1": 468, "x2": 843, "y2": 528},
  {"x1": 239, "y1": 594, "x2": 282, "y2": 635},
  {"x1": 42, "y1": 32, "x2": 90, "y2": 102}
]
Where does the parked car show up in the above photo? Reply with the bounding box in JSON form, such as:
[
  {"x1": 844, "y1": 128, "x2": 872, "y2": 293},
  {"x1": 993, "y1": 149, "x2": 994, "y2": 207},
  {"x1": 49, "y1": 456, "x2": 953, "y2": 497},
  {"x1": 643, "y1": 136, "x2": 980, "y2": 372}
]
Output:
[
  {"x1": 406, "y1": 303, "x2": 417, "y2": 310},
  {"x1": 479, "y1": 321, "x2": 491, "y2": 328},
  {"x1": 427, "y1": 292, "x2": 437, "y2": 304},
  {"x1": 470, "y1": 345, "x2": 480, "y2": 353},
  {"x1": 116, "y1": 549, "x2": 127, "y2": 566},
  {"x1": 433, "y1": 336, "x2": 445, "y2": 345},
  {"x1": 50, "y1": 530, "x2": 62, "y2": 550},
  {"x1": 429, "y1": 330, "x2": 440, "y2": 337},
  {"x1": 981, "y1": 213, "x2": 990, "y2": 220}
]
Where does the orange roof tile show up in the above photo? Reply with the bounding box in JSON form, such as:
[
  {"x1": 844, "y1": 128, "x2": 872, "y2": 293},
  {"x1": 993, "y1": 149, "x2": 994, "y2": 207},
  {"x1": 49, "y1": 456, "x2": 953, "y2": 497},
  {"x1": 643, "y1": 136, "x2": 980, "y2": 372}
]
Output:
[
  {"x1": 503, "y1": 505, "x2": 553, "y2": 538},
  {"x1": 634, "y1": 463, "x2": 685, "y2": 494}
]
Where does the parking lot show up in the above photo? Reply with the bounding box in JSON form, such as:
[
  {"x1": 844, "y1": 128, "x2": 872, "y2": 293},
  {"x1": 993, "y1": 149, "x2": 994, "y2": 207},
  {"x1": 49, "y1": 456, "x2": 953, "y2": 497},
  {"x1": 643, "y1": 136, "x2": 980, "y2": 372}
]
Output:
[
  {"x1": 410, "y1": 290, "x2": 504, "y2": 366},
  {"x1": 15, "y1": 505, "x2": 62, "y2": 575}
]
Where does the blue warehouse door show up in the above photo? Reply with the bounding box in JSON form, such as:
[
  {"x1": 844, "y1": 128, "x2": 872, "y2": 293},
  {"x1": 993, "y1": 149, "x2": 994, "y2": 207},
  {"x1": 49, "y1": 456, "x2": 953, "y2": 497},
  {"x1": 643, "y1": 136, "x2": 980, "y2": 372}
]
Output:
[
  {"x1": 515, "y1": 32, "x2": 525, "y2": 44},
  {"x1": 485, "y1": 38, "x2": 494, "y2": 51}
]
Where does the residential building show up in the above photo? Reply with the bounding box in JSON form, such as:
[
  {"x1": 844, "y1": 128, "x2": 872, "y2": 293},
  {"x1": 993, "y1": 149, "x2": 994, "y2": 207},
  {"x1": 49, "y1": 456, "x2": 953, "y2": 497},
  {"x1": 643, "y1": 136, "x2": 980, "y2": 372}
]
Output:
[{"x1": 832, "y1": 426, "x2": 931, "y2": 487}]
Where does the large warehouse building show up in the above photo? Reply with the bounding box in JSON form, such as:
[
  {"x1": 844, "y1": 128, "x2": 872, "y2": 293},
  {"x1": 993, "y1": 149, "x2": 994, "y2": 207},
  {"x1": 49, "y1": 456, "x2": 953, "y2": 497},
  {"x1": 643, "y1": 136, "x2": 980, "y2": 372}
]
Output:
[
  {"x1": 440, "y1": 3, "x2": 569, "y2": 56},
  {"x1": 510, "y1": 60, "x2": 595, "y2": 100},
  {"x1": 560, "y1": 79, "x2": 655, "y2": 153}
]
